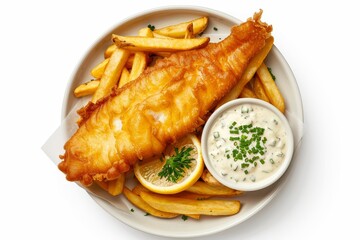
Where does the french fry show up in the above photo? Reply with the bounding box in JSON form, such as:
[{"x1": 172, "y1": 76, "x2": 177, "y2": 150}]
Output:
[
  {"x1": 131, "y1": 184, "x2": 201, "y2": 219},
  {"x1": 140, "y1": 191, "x2": 241, "y2": 216},
  {"x1": 152, "y1": 32, "x2": 176, "y2": 39},
  {"x1": 112, "y1": 34, "x2": 210, "y2": 52},
  {"x1": 91, "y1": 58, "x2": 109, "y2": 79},
  {"x1": 153, "y1": 16, "x2": 208, "y2": 38},
  {"x1": 128, "y1": 27, "x2": 153, "y2": 81},
  {"x1": 132, "y1": 183, "x2": 150, "y2": 195},
  {"x1": 184, "y1": 23, "x2": 194, "y2": 39},
  {"x1": 172, "y1": 191, "x2": 211, "y2": 200},
  {"x1": 253, "y1": 75, "x2": 270, "y2": 102},
  {"x1": 129, "y1": 51, "x2": 147, "y2": 81},
  {"x1": 216, "y1": 36, "x2": 274, "y2": 108},
  {"x1": 240, "y1": 86, "x2": 257, "y2": 98},
  {"x1": 256, "y1": 63, "x2": 285, "y2": 113},
  {"x1": 88, "y1": 55, "x2": 133, "y2": 82},
  {"x1": 107, "y1": 173, "x2": 125, "y2": 196},
  {"x1": 125, "y1": 54, "x2": 134, "y2": 69},
  {"x1": 104, "y1": 44, "x2": 117, "y2": 58},
  {"x1": 186, "y1": 181, "x2": 242, "y2": 196},
  {"x1": 123, "y1": 187, "x2": 178, "y2": 219},
  {"x1": 138, "y1": 27, "x2": 154, "y2": 37},
  {"x1": 132, "y1": 183, "x2": 210, "y2": 200},
  {"x1": 74, "y1": 79, "x2": 100, "y2": 97},
  {"x1": 92, "y1": 48, "x2": 130, "y2": 102},
  {"x1": 201, "y1": 169, "x2": 223, "y2": 187},
  {"x1": 118, "y1": 67, "x2": 130, "y2": 88}
]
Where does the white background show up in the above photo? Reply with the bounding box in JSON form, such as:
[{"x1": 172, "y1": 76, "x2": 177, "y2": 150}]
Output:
[{"x1": 1, "y1": 0, "x2": 358, "y2": 239}]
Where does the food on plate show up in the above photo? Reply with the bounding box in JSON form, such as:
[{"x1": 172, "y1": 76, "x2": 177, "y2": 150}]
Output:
[
  {"x1": 128, "y1": 27, "x2": 153, "y2": 81},
  {"x1": 253, "y1": 75, "x2": 270, "y2": 102},
  {"x1": 104, "y1": 44, "x2": 117, "y2": 58},
  {"x1": 140, "y1": 191, "x2": 241, "y2": 216},
  {"x1": 186, "y1": 181, "x2": 242, "y2": 196},
  {"x1": 201, "y1": 168, "x2": 223, "y2": 186},
  {"x1": 153, "y1": 16, "x2": 208, "y2": 38},
  {"x1": 239, "y1": 86, "x2": 257, "y2": 98},
  {"x1": 112, "y1": 35, "x2": 210, "y2": 52},
  {"x1": 134, "y1": 134, "x2": 204, "y2": 194},
  {"x1": 59, "y1": 10, "x2": 273, "y2": 187},
  {"x1": 73, "y1": 80, "x2": 100, "y2": 97},
  {"x1": 107, "y1": 172, "x2": 125, "y2": 196},
  {"x1": 118, "y1": 68, "x2": 130, "y2": 88},
  {"x1": 256, "y1": 63, "x2": 285, "y2": 113},
  {"x1": 91, "y1": 58, "x2": 109, "y2": 79},
  {"x1": 123, "y1": 187, "x2": 179, "y2": 218},
  {"x1": 184, "y1": 23, "x2": 195, "y2": 39},
  {"x1": 91, "y1": 48, "x2": 130, "y2": 103},
  {"x1": 215, "y1": 36, "x2": 274, "y2": 108},
  {"x1": 205, "y1": 100, "x2": 290, "y2": 186}
]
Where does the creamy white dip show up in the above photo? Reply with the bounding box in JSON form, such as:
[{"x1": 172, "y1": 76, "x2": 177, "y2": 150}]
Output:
[{"x1": 207, "y1": 103, "x2": 287, "y2": 184}]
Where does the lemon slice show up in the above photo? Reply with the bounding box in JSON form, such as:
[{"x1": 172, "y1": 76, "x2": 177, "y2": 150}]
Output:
[{"x1": 134, "y1": 134, "x2": 204, "y2": 194}]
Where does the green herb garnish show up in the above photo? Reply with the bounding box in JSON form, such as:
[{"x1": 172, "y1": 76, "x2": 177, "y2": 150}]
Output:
[
  {"x1": 267, "y1": 67, "x2": 276, "y2": 81},
  {"x1": 181, "y1": 215, "x2": 189, "y2": 221},
  {"x1": 158, "y1": 146, "x2": 194, "y2": 183},
  {"x1": 130, "y1": 208, "x2": 134, "y2": 212},
  {"x1": 147, "y1": 24, "x2": 155, "y2": 31},
  {"x1": 213, "y1": 27, "x2": 218, "y2": 31},
  {"x1": 228, "y1": 122, "x2": 267, "y2": 171}
]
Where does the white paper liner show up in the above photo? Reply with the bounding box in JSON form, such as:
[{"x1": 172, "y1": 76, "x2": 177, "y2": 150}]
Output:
[{"x1": 42, "y1": 101, "x2": 304, "y2": 213}]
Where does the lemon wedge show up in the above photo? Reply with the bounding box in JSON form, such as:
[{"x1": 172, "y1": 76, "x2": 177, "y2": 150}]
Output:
[{"x1": 134, "y1": 134, "x2": 204, "y2": 194}]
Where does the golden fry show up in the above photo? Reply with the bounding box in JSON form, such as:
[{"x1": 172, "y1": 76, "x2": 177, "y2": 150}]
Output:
[
  {"x1": 201, "y1": 169, "x2": 223, "y2": 187},
  {"x1": 107, "y1": 173, "x2": 125, "y2": 196},
  {"x1": 186, "y1": 181, "x2": 242, "y2": 196},
  {"x1": 104, "y1": 44, "x2": 117, "y2": 58},
  {"x1": 92, "y1": 48, "x2": 130, "y2": 102},
  {"x1": 131, "y1": 184, "x2": 201, "y2": 219},
  {"x1": 256, "y1": 63, "x2": 285, "y2": 113},
  {"x1": 123, "y1": 187, "x2": 178, "y2": 218},
  {"x1": 132, "y1": 183, "x2": 150, "y2": 195},
  {"x1": 74, "y1": 80, "x2": 100, "y2": 97},
  {"x1": 118, "y1": 67, "x2": 130, "y2": 88},
  {"x1": 240, "y1": 86, "x2": 257, "y2": 98},
  {"x1": 216, "y1": 36, "x2": 274, "y2": 108},
  {"x1": 154, "y1": 16, "x2": 208, "y2": 38},
  {"x1": 253, "y1": 75, "x2": 270, "y2": 102},
  {"x1": 140, "y1": 191, "x2": 241, "y2": 216},
  {"x1": 91, "y1": 58, "x2": 109, "y2": 79},
  {"x1": 112, "y1": 34, "x2": 210, "y2": 52},
  {"x1": 132, "y1": 183, "x2": 210, "y2": 200},
  {"x1": 129, "y1": 52, "x2": 147, "y2": 81},
  {"x1": 90, "y1": 55, "x2": 133, "y2": 81},
  {"x1": 128, "y1": 27, "x2": 153, "y2": 81},
  {"x1": 138, "y1": 27, "x2": 154, "y2": 37},
  {"x1": 184, "y1": 23, "x2": 194, "y2": 39},
  {"x1": 152, "y1": 32, "x2": 176, "y2": 39},
  {"x1": 172, "y1": 191, "x2": 211, "y2": 200}
]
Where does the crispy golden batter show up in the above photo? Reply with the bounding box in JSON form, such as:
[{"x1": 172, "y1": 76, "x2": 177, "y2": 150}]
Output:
[{"x1": 58, "y1": 11, "x2": 272, "y2": 186}]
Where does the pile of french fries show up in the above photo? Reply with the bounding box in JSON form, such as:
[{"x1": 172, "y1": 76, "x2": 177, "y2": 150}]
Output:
[{"x1": 73, "y1": 15, "x2": 285, "y2": 219}]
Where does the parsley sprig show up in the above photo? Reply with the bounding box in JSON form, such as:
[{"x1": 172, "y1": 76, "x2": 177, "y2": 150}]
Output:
[{"x1": 158, "y1": 146, "x2": 194, "y2": 183}]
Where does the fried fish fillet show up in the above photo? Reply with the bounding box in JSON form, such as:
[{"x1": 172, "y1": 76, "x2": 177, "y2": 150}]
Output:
[{"x1": 59, "y1": 11, "x2": 272, "y2": 186}]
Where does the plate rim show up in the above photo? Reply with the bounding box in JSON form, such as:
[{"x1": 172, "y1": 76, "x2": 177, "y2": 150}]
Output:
[{"x1": 60, "y1": 5, "x2": 304, "y2": 238}]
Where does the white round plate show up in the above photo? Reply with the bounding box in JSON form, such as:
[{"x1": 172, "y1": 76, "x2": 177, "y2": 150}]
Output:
[{"x1": 61, "y1": 6, "x2": 304, "y2": 238}]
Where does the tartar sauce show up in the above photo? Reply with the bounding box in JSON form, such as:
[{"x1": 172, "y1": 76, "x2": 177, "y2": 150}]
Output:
[{"x1": 207, "y1": 103, "x2": 287, "y2": 184}]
